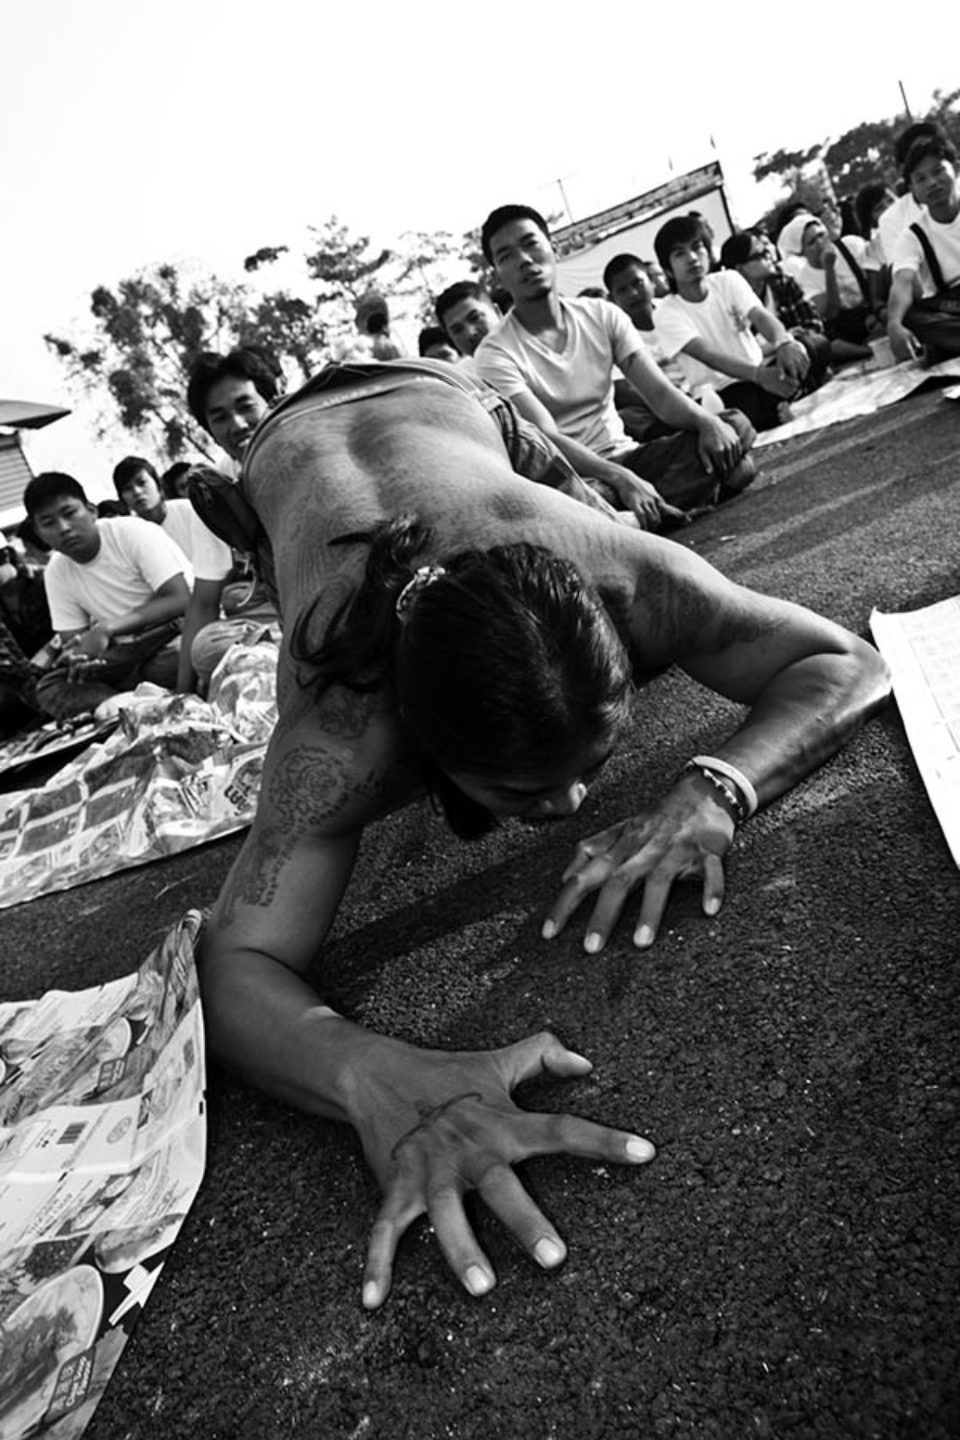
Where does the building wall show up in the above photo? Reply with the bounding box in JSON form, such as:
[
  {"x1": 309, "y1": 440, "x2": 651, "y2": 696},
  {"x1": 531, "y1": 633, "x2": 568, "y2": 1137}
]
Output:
[
  {"x1": 555, "y1": 186, "x2": 733, "y2": 296},
  {"x1": 0, "y1": 434, "x2": 33, "y2": 530}
]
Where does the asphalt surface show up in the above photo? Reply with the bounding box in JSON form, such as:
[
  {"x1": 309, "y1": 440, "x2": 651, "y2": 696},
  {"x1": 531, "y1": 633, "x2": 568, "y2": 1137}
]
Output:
[{"x1": 3, "y1": 386, "x2": 960, "y2": 1440}]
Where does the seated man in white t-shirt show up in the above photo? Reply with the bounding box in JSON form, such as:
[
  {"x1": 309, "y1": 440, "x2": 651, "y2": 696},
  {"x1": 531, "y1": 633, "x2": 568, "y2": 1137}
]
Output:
[
  {"x1": 24, "y1": 472, "x2": 191, "y2": 720},
  {"x1": 653, "y1": 213, "x2": 810, "y2": 432},
  {"x1": 113, "y1": 454, "x2": 237, "y2": 693},
  {"x1": 474, "y1": 205, "x2": 757, "y2": 524},
  {"x1": 873, "y1": 122, "x2": 949, "y2": 271},
  {"x1": 887, "y1": 135, "x2": 960, "y2": 362}
]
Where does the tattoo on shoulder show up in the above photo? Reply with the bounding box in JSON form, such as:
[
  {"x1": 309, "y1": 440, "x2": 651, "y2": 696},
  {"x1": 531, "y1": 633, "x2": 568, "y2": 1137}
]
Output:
[{"x1": 613, "y1": 560, "x2": 777, "y2": 670}]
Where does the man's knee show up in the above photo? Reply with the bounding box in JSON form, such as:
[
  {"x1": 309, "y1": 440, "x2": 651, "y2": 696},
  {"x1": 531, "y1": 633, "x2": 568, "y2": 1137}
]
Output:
[
  {"x1": 35, "y1": 669, "x2": 114, "y2": 721},
  {"x1": 191, "y1": 621, "x2": 263, "y2": 684}
]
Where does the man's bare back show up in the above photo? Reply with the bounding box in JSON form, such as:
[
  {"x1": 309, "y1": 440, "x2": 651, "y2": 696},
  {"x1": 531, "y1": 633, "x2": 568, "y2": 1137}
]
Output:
[{"x1": 200, "y1": 366, "x2": 890, "y2": 1309}]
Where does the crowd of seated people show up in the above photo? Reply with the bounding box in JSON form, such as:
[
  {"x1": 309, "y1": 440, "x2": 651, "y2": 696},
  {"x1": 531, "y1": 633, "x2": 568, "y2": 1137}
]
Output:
[
  {"x1": 8, "y1": 118, "x2": 955, "y2": 741},
  {"x1": 4, "y1": 346, "x2": 287, "y2": 729}
]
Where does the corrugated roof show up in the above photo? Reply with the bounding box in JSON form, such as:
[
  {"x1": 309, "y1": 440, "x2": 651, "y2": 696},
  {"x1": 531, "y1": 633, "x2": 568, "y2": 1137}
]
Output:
[
  {"x1": 0, "y1": 399, "x2": 71, "y2": 429},
  {"x1": 0, "y1": 434, "x2": 33, "y2": 528}
]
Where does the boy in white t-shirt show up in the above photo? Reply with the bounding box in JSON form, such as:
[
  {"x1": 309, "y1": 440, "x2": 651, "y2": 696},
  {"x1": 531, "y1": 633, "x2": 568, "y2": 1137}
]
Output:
[
  {"x1": 653, "y1": 214, "x2": 810, "y2": 432},
  {"x1": 887, "y1": 135, "x2": 960, "y2": 362},
  {"x1": 113, "y1": 454, "x2": 239, "y2": 692},
  {"x1": 24, "y1": 471, "x2": 191, "y2": 719}
]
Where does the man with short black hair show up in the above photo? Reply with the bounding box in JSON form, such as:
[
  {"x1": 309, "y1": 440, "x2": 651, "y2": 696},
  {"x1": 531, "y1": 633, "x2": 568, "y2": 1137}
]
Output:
[
  {"x1": 475, "y1": 205, "x2": 756, "y2": 524},
  {"x1": 653, "y1": 213, "x2": 810, "y2": 431},
  {"x1": 180, "y1": 349, "x2": 283, "y2": 693},
  {"x1": 887, "y1": 135, "x2": 960, "y2": 361},
  {"x1": 24, "y1": 471, "x2": 191, "y2": 719},
  {"x1": 435, "y1": 282, "x2": 502, "y2": 379},
  {"x1": 186, "y1": 347, "x2": 284, "y2": 469},
  {"x1": 417, "y1": 325, "x2": 459, "y2": 363}
]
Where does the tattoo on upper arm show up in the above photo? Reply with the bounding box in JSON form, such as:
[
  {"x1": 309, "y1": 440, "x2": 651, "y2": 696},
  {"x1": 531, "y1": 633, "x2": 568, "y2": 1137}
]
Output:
[
  {"x1": 619, "y1": 561, "x2": 776, "y2": 670},
  {"x1": 217, "y1": 728, "x2": 385, "y2": 924}
]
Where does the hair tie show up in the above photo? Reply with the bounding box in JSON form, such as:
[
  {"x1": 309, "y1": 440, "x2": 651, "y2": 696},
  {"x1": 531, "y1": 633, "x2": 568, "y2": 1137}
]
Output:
[{"x1": 395, "y1": 565, "x2": 446, "y2": 623}]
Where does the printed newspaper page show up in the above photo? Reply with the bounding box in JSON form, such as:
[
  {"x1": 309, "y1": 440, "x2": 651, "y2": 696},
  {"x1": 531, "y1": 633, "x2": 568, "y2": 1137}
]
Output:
[
  {"x1": 0, "y1": 640, "x2": 277, "y2": 911},
  {"x1": 870, "y1": 595, "x2": 960, "y2": 868},
  {"x1": 0, "y1": 911, "x2": 206, "y2": 1439}
]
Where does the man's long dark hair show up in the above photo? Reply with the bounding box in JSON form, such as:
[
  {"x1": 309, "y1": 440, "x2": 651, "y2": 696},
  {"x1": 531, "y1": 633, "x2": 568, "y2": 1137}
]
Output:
[{"x1": 292, "y1": 516, "x2": 633, "y2": 837}]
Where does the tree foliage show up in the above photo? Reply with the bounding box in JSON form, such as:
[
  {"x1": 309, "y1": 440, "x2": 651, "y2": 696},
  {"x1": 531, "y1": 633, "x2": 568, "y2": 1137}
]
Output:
[
  {"x1": 46, "y1": 217, "x2": 482, "y2": 458},
  {"x1": 752, "y1": 87, "x2": 960, "y2": 228},
  {"x1": 45, "y1": 265, "x2": 256, "y2": 460}
]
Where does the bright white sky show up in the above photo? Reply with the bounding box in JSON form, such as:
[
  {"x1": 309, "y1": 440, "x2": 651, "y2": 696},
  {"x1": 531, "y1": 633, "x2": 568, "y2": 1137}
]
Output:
[{"x1": 1, "y1": 0, "x2": 958, "y2": 497}]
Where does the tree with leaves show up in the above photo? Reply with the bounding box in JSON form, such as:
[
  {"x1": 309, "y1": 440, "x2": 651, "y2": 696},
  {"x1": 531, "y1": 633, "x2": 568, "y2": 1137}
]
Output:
[
  {"x1": 45, "y1": 260, "x2": 328, "y2": 461},
  {"x1": 46, "y1": 217, "x2": 485, "y2": 459},
  {"x1": 752, "y1": 88, "x2": 960, "y2": 233}
]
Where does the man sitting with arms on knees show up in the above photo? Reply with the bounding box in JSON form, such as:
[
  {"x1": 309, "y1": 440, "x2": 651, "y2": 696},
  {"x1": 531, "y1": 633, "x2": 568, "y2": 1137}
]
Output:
[
  {"x1": 654, "y1": 213, "x2": 811, "y2": 431},
  {"x1": 25, "y1": 472, "x2": 191, "y2": 720},
  {"x1": 718, "y1": 231, "x2": 831, "y2": 396},
  {"x1": 114, "y1": 453, "x2": 237, "y2": 695},
  {"x1": 199, "y1": 361, "x2": 890, "y2": 1311},
  {"x1": 473, "y1": 205, "x2": 758, "y2": 525}
]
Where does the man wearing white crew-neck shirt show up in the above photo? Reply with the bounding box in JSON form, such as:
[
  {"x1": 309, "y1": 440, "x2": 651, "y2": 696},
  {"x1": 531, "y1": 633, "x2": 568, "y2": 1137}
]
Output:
[{"x1": 474, "y1": 203, "x2": 757, "y2": 525}]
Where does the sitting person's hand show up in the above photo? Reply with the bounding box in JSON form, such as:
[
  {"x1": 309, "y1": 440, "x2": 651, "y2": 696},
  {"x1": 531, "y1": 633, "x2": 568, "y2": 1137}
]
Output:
[
  {"x1": 755, "y1": 360, "x2": 800, "y2": 400},
  {"x1": 695, "y1": 415, "x2": 742, "y2": 478},
  {"x1": 60, "y1": 624, "x2": 112, "y2": 681},
  {"x1": 774, "y1": 338, "x2": 810, "y2": 387},
  {"x1": 888, "y1": 319, "x2": 923, "y2": 362},
  {"x1": 601, "y1": 466, "x2": 686, "y2": 531},
  {"x1": 351, "y1": 1031, "x2": 656, "y2": 1309},
  {"x1": 541, "y1": 769, "x2": 737, "y2": 953}
]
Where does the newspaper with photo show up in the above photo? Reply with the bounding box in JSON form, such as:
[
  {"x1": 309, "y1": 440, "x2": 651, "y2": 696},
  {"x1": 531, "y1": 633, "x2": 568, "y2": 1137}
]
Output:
[{"x1": 0, "y1": 912, "x2": 206, "y2": 1440}]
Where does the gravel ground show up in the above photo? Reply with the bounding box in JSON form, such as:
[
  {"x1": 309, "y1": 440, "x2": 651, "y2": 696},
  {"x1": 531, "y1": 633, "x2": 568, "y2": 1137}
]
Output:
[{"x1": 3, "y1": 386, "x2": 959, "y2": 1440}]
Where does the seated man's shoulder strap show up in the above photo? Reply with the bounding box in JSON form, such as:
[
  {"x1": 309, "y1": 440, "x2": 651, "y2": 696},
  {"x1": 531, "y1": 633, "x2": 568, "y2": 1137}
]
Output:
[
  {"x1": 186, "y1": 467, "x2": 263, "y2": 555},
  {"x1": 909, "y1": 223, "x2": 949, "y2": 293},
  {"x1": 834, "y1": 237, "x2": 871, "y2": 304}
]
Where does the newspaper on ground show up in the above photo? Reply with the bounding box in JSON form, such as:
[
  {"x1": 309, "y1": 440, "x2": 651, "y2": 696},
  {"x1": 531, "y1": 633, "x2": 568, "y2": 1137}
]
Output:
[
  {"x1": 870, "y1": 595, "x2": 960, "y2": 868},
  {"x1": 0, "y1": 911, "x2": 206, "y2": 1439},
  {"x1": 0, "y1": 637, "x2": 278, "y2": 911},
  {"x1": 755, "y1": 356, "x2": 960, "y2": 448}
]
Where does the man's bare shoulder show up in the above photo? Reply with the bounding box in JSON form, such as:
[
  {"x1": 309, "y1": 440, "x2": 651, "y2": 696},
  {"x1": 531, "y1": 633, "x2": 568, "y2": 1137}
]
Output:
[
  {"x1": 581, "y1": 531, "x2": 779, "y2": 673},
  {"x1": 261, "y1": 684, "x2": 420, "y2": 839}
]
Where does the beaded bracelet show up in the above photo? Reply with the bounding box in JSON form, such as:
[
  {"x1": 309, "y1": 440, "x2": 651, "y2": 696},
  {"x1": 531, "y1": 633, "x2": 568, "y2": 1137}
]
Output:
[
  {"x1": 686, "y1": 755, "x2": 759, "y2": 821},
  {"x1": 681, "y1": 762, "x2": 745, "y2": 825}
]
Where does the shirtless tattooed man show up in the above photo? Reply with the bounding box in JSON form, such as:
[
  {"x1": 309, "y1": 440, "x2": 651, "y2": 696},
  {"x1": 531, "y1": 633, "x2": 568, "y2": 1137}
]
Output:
[{"x1": 196, "y1": 360, "x2": 889, "y2": 1309}]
